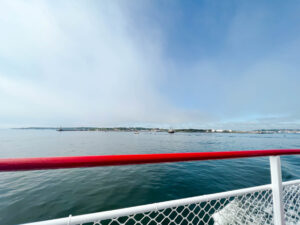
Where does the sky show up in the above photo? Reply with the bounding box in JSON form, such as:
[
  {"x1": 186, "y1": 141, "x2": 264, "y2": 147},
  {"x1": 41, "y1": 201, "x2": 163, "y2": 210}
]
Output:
[{"x1": 1, "y1": 0, "x2": 300, "y2": 129}]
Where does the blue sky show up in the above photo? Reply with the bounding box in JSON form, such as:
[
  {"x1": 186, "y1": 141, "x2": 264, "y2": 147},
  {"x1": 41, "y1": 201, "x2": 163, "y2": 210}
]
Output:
[{"x1": 1, "y1": 0, "x2": 300, "y2": 129}]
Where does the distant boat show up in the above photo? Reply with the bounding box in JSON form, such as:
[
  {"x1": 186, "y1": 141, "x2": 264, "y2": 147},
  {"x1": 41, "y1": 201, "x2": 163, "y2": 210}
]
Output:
[
  {"x1": 57, "y1": 127, "x2": 63, "y2": 132},
  {"x1": 168, "y1": 129, "x2": 175, "y2": 134}
]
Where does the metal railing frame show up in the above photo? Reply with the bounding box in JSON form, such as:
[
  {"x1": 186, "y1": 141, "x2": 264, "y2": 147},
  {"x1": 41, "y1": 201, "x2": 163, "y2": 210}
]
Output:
[
  {"x1": 0, "y1": 149, "x2": 299, "y2": 225},
  {"x1": 270, "y1": 156, "x2": 285, "y2": 225}
]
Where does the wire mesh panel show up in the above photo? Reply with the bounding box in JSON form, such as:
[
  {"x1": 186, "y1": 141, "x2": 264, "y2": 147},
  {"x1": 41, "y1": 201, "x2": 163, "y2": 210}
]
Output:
[
  {"x1": 24, "y1": 180, "x2": 300, "y2": 225},
  {"x1": 88, "y1": 189, "x2": 274, "y2": 225},
  {"x1": 84, "y1": 182, "x2": 300, "y2": 225},
  {"x1": 283, "y1": 182, "x2": 300, "y2": 224},
  {"x1": 213, "y1": 190, "x2": 274, "y2": 225}
]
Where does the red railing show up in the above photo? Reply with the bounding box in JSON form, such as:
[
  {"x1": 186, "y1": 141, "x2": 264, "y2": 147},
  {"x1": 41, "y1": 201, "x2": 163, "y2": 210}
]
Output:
[{"x1": 0, "y1": 149, "x2": 300, "y2": 172}]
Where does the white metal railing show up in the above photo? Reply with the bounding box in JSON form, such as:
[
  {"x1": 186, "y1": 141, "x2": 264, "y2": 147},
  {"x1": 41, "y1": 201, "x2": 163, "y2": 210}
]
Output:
[{"x1": 22, "y1": 156, "x2": 300, "y2": 225}]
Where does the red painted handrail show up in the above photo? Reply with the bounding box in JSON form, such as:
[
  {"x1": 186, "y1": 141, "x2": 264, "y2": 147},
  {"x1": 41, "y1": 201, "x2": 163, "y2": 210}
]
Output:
[{"x1": 0, "y1": 149, "x2": 300, "y2": 172}]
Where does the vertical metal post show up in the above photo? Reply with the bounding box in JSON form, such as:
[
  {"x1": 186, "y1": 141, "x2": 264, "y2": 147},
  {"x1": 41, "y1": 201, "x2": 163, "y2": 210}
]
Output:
[{"x1": 270, "y1": 156, "x2": 285, "y2": 225}]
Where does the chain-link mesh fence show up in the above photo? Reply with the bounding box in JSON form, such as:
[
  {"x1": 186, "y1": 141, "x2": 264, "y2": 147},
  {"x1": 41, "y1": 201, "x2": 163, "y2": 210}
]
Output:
[
  {"x1": 90, "y1": 190, "x2": 273, "y2": 225},
  {"x1": 82, "y1": 181, "x2": 299, "y2": 225},
  {"x1": 283, "y1": 182, "x2": 300, "y2": 224},
  {"x1": 24, "y1": 180, "x2": 300, "y2": 225}
]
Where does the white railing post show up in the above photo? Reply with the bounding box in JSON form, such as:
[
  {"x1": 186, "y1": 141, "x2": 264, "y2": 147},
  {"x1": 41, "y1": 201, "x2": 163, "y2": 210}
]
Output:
[{"x1": 270, "y1": 156, "x2": 285, "y2": 225}]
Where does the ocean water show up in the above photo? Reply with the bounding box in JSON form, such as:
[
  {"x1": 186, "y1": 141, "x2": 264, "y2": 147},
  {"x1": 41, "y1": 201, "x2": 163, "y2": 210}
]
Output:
[{"x1": 0, "y1": 129, "x2": 299, "y2": 224}]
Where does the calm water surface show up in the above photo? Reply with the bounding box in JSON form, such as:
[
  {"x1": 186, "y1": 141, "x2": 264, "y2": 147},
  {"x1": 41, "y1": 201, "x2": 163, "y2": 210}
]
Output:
[{"x1": 0, "y1": 130, "x2": 299, "y2": 224}]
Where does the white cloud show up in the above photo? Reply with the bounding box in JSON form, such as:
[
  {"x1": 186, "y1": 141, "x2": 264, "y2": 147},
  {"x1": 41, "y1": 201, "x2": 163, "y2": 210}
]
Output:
[
  {"x1": 0, "y1": 0, "x2": 183, "y2": 127},
  {"x1": 1, "y1": 0, "x2": 300, "y2": 129}
]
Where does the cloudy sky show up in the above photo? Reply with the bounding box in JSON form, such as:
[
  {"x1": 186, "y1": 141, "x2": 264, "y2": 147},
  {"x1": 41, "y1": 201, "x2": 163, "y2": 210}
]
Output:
[{"x1": 1, "y1": 0, "x2": 300, "y2": 129}]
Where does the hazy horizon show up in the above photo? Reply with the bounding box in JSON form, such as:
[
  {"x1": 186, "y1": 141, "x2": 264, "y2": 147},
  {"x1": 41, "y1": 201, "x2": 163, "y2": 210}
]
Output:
[{"x1": 1, "y1": 1, "x2": 300, "y2": 129}]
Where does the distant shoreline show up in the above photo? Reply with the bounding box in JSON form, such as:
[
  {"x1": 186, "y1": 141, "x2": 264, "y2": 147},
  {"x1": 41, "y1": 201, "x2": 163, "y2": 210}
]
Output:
[{"x1": 12, "y1": 127, "x2": 300, "y2": 134}]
